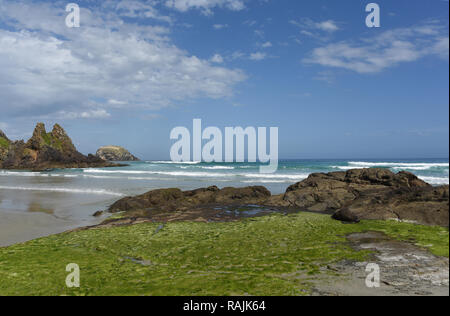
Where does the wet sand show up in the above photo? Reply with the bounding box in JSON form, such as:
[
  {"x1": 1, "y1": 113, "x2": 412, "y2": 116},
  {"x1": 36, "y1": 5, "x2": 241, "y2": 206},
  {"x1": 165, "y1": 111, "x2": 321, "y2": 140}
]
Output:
[
  {"x1": 0, "y1": 188, "x2": 112, "y2": 247},
  {"x1": 0, "y1": 211, "x2": 80, "y2": 247}
]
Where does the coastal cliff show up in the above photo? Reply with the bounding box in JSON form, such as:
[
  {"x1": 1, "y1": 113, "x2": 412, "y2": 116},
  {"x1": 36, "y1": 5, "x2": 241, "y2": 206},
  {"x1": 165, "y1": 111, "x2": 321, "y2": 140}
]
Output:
[
  {"x1": 0, "y1": 123, "x2": 123, "y2": 171},
  {"x1": 96, "y1": 145, "x2": 140, "y2": 161}
]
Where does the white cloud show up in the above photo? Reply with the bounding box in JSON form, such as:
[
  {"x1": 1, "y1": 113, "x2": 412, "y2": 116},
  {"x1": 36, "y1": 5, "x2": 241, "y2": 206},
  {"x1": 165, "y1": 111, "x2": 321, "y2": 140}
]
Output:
[
  {"x1": 290, "y1": 18, "x2": 339, "y2": 32},
  {"x1": 249, "y1": 52, "x2": 267, "y2": 61},
  {"x1": 254, "y1": 29, "x2": 264, "y2": 38},
  {"x1": 315, "y1": 20, "x2": 339, "y2": 32},
  {"x1": 305, "y1": 22, "x2": 449, "y2": 74},
  {"x1": 0, "y1": 0, "x2": 246, "y2": 119},
  {"x1": 108, "y1": 99, "x2": 128, "y2": 106},
  {"x1": 165, "y1": 0, "x2": 245, "y2": 15},
  {"x1": 213, "y1": 24, "x2": 229, "y2": 30},
  {"x1": 114, "y1": 0, "x2": 172, "y2": 23},
  {"x1": 290, "y1": 18, "x2": 340, "y2": 41},
  {"x1": 210, "y1": 54, "x2": 224, "y2": 63},
  {"x1": 55, "y1": 110, "x2": 112, "y2": 120},
  {"x1": 261, "y1": 41, "x2": 272, "y2": 48}
]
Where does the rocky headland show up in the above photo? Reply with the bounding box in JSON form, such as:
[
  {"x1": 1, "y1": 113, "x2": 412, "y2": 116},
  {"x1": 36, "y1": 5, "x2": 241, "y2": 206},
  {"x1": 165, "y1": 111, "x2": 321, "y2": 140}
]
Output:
[
  {"x1": 0, "y1": 123, "x2": 124, "y2": 171},
  {"x1": 102, "y1": 168, "x2": 449, "y2": 227},
  {"x1": 96, "y1": 145, "x2": 140, "y2": 161}
]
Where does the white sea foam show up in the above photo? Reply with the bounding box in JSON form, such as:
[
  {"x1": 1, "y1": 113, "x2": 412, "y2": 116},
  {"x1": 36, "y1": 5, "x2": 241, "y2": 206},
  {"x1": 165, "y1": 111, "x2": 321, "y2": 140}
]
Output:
[
  {"x1": 0, "y1": 185, "x2": 124, "y2": 196},
  {"x1": 391, "y1": 166, "x2": 436, "y2": 171},
  {"x1": 82, "y1": 169, "x2": 312, "y2": 181},
  {"x1": 148, "y1": 161, "x2": 201, "y2": 165},
  {"x1": 348, "y1": 162, "x2": 449, "y2": 168},
  {"x1": 241, "y1": 179, "x2": 296, "y2": 184},
  {"x1": 332, "y1": 162, "x2": 449, "y2": 171},
  {"x1": 418, "y1": 176, "x2": 450, "y2": 185},
  {"x1": 81, "y1": 174, "x2": 173, "y2": 181},
  {"x1": 83, "y1": 169, "x2": 235, "y2": 178},
  {"x1": 331, "y1": 166, "x2": 358, "y2": 170},
  {"x1": 333, "y1": 165, "x2": 440, "y2": 171},
  {"x1": 243, "y1": 173, "x2": 309, "y2": 180},
  {"x1": 0, "y1": 171, "x2": 80, "y2": 178},
  {"x1": 0, "y1": 171, "x2": 49, "y2": 177},
  {"x1": 201, "y1": 166, "x2": 235, "y2": 170}
]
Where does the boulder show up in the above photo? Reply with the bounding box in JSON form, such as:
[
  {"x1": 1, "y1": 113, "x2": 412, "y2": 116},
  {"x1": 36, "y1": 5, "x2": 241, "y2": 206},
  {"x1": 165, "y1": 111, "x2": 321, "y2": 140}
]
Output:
[
  {"x1": 109, "y1": 186, "x2": 272, "y2": 213},
  {"x1": 96, "y1": 145, "x2": 139, "y2": 161},
  {"x1": 333, "y1": 185, "x2": 449, "y2": 226},
  {"x1": 281, "y1": 168, "x2": 448, "y2": 226},
  {"x1": 282, "y1": 168, "x2": 429, "y2": 212}
]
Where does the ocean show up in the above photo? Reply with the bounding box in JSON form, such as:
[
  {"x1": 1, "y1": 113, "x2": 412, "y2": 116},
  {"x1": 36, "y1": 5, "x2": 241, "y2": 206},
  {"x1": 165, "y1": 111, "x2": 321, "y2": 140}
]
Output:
[{"x1": 0, "y1": 159, "x2": 448, "y2": 245}]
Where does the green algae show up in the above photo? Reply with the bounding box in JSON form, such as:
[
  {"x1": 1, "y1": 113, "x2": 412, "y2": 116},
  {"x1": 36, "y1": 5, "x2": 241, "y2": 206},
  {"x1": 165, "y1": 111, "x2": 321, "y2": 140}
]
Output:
[
  {"x1": 0, "y1": 137, "x2": 9, "y2": 149},
  {"x1": 0, "y1": 212, "x2": 447, "y2": 296}
]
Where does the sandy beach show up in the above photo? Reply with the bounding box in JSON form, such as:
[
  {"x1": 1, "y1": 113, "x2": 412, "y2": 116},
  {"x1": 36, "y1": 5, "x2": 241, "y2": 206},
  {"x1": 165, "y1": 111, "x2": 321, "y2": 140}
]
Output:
[
  {"x1": 0, "y1": 211, "x2": 79, "y2": 247},
  {"x1": 0, "y1": 185, "x2": 111, "y2": 247}
]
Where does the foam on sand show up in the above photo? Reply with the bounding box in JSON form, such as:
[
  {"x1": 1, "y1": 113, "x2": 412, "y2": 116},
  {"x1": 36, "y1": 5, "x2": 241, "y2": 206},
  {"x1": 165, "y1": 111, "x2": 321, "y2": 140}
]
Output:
[{"x1": 0, "y1": 186, "x2": 124, "y2": 196}]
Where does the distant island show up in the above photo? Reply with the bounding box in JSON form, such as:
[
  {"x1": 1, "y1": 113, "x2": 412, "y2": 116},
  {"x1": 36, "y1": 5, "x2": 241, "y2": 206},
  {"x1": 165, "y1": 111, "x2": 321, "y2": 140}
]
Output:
[
  {"x1": 96, "y1": 145, "x2": 140, "y2": 162},
  {"x1": 0, "y1": 123, "x2": 124, "y2": 171}
]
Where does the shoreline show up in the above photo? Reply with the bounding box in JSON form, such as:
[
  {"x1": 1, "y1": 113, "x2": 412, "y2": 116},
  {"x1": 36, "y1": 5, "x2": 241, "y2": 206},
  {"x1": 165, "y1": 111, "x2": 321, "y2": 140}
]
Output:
[
  {"x1": 0, "y1": 209, "x2": 104, "y2": 248},
  {"x1": 1, "y1": 166, "x2": 449, "y2": 247}
]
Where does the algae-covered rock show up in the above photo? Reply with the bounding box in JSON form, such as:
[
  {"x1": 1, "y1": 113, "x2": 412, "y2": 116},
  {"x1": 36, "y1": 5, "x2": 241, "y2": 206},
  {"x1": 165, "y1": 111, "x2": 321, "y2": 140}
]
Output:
[
  {"x1": 96, "y1": 146, "x2": 139, "y2": 161},
  {"x1": 0, "y1": 123, "x2": 123, "y2": 171}
]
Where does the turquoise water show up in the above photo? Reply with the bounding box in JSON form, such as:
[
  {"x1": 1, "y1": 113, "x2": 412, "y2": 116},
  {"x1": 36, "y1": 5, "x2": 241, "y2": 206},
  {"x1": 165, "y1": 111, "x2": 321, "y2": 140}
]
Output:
[
  {"x1": 1, "y1": 159, "x2": 448, "y2": 196},
  {"x1": 0, "y1": 159, "x2": 448, "y2": 227}
]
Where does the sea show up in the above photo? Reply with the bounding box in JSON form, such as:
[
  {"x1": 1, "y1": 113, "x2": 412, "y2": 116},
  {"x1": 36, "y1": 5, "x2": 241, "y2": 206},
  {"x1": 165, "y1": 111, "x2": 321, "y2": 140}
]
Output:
[{"x1": 0, "y1": 159, "x2": 448, "y2": 245}]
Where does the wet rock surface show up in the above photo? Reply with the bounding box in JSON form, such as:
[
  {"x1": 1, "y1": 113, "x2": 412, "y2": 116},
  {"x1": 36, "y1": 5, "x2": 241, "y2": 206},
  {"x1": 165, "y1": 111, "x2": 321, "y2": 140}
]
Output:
[
  {"x1": 108, "y1": 185, "x2": 273, "y2": 214},
  {"x1": 312, "y1": 232, "x2": 449, "y2": 296},
  {"x1": 0, "y1": 123, "x2": 124, "y2": 171},
  {"x1": 103, "y1": 168, "x2": 449, "y2": 227},
  {"x1": 102, "y1": 186, "x2": 282, "y2": 226},
  {"x1": 333, "y1": 185, "x2": 449, "y2": 226}
]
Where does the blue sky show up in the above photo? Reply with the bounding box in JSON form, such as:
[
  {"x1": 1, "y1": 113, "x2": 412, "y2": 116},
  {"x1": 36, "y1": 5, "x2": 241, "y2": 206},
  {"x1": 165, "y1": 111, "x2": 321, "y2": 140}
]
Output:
[{"x1": 0, "y1": 0, "x2": 448, "y2": 159}]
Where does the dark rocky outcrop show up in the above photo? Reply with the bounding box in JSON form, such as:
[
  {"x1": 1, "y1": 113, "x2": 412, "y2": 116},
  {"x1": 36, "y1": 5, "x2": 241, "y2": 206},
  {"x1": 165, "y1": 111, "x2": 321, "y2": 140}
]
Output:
[
  {"x1": 109, "y1": 186, "x2": 272, "y2": 214},
  {"x1": 281, "y1": 168, "x2": 448, "y2": 226},
  {"x1": 105, "y1": 168, "x2": 449, "y2": 227},
  {"x1": 332, "y1": 185, "x2": 449, "y2": 226},
  {"x1": 281, "y1": 168, "x2": 429, "y2": 212},
  {"x1": 0, "y1": 123, "x2": 124, "y2": 171},
  {"x1": 96, "y1": 146, "x2": 140, "y2": 161}
]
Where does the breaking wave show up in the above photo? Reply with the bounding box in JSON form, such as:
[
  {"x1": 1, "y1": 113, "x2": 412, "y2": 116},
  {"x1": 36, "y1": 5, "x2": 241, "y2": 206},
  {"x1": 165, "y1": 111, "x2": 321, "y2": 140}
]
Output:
[{"x1": 0, "y1": 185, "x2": 124, "y2": 196}]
